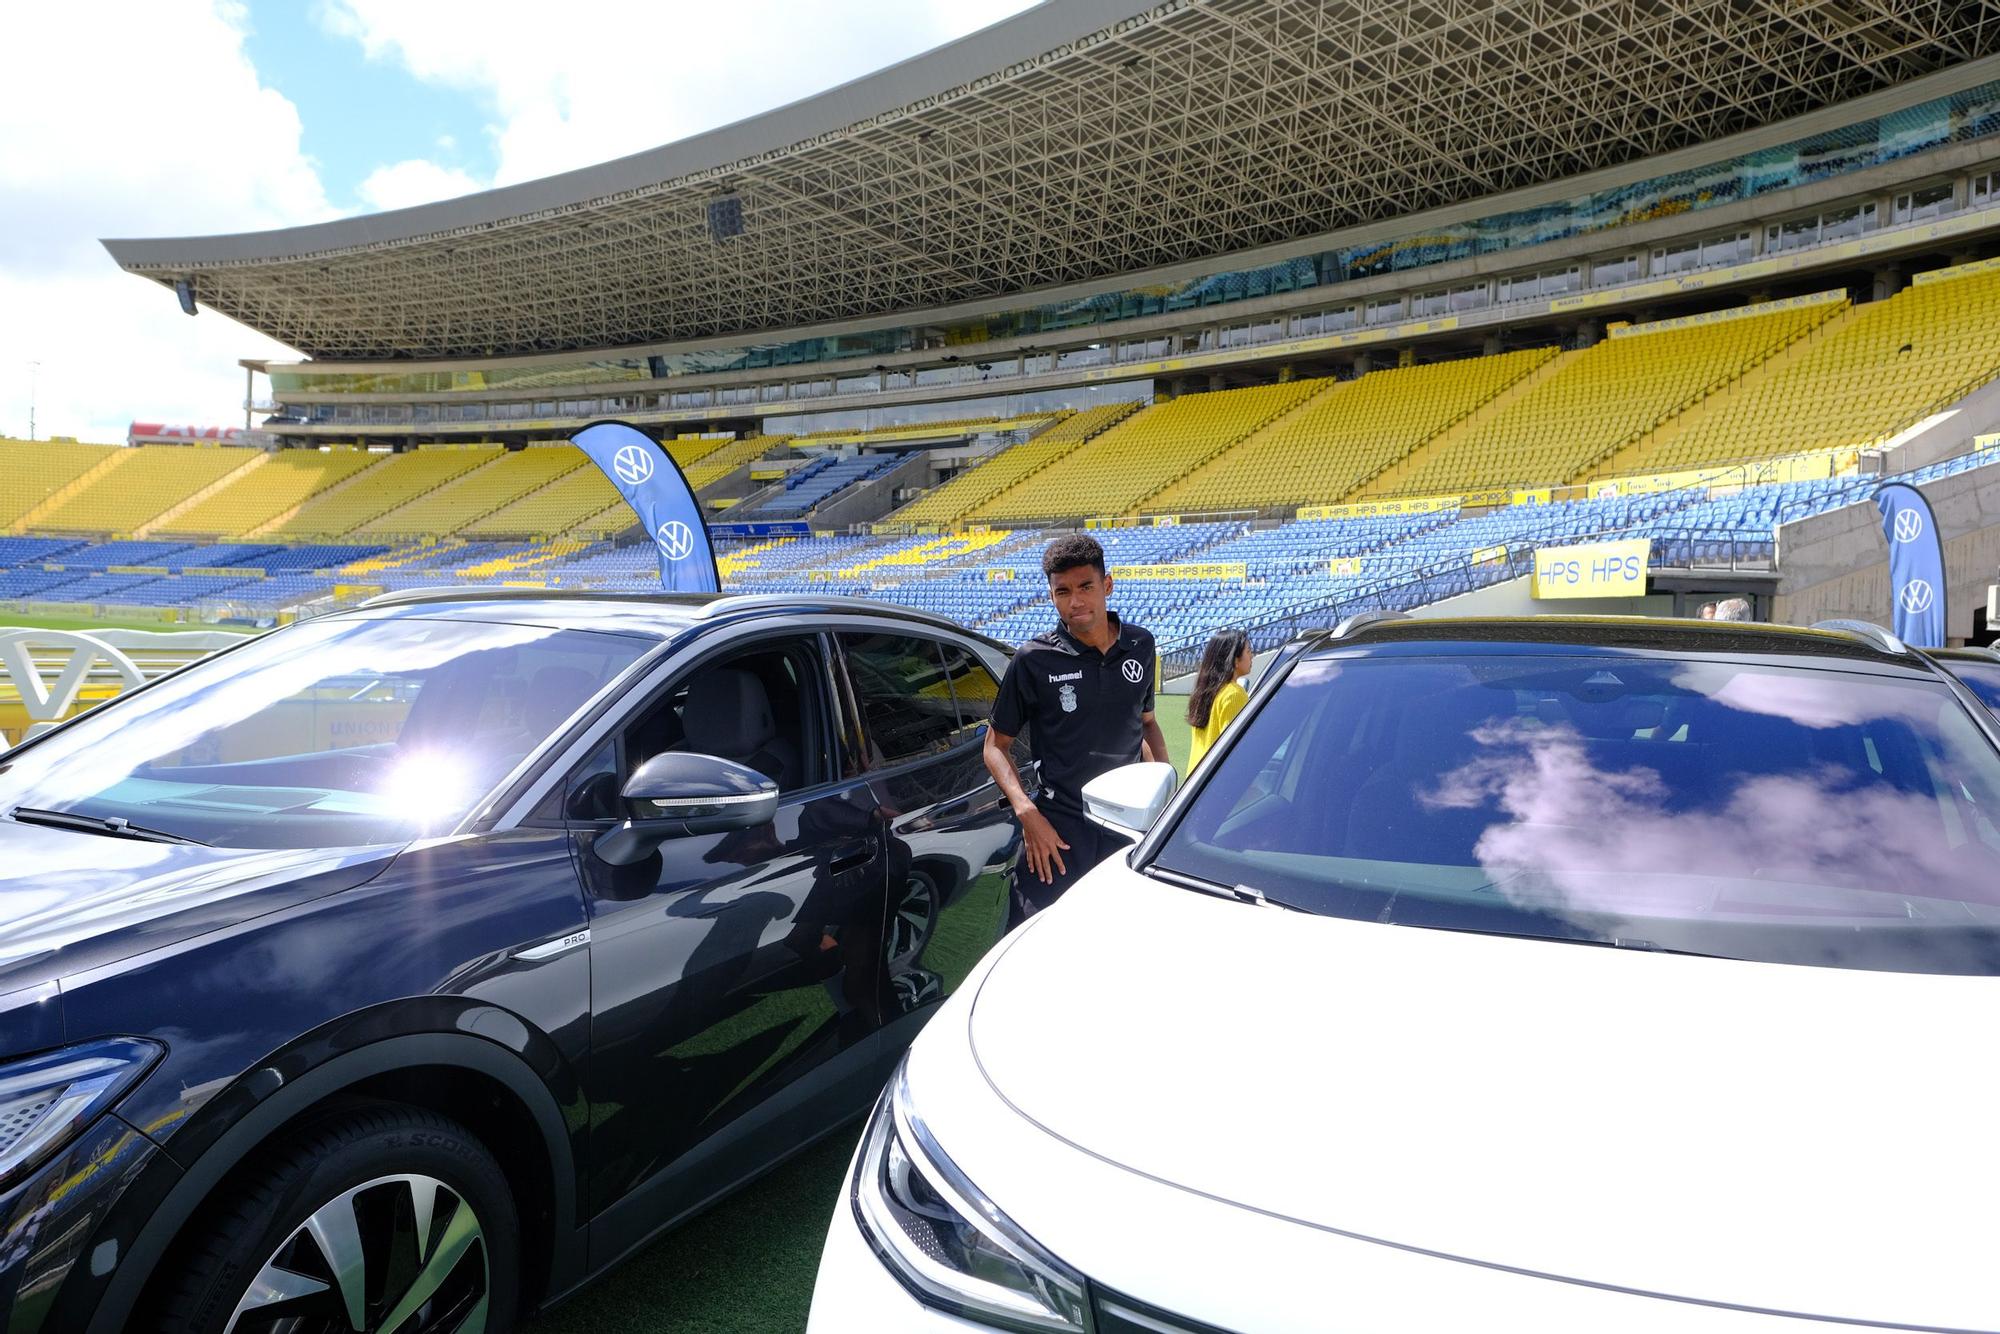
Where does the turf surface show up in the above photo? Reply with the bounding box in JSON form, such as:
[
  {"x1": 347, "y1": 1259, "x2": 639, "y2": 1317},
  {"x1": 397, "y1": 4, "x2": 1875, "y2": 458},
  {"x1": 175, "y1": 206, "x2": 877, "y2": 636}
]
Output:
[{"x1": 0, "y1": 612, "x2": 251, "y2": 635}]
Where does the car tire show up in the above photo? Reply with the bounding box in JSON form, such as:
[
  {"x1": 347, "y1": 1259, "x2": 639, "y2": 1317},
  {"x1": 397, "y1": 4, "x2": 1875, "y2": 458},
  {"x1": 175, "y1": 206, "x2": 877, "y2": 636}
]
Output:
[{"x1": 156, "y1": 1103, "x2": 520, "y2": 1334}]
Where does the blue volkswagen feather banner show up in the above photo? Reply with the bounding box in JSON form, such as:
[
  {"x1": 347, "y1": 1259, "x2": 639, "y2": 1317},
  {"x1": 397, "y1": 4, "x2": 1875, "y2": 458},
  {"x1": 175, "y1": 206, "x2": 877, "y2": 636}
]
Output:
[
  {"x1": 571, "y1": 421, "x2": 720, "y2": 593},
  {"x1": 1874, "y1": 481, "x2": 1947, "y2": 647}
]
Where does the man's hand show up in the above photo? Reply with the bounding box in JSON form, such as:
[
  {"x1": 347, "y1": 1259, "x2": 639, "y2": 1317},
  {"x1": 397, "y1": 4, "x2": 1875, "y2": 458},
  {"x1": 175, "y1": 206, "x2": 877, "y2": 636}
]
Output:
[{"x1": 1017, "y1": 804, "x2": 1069, "y2": 884}]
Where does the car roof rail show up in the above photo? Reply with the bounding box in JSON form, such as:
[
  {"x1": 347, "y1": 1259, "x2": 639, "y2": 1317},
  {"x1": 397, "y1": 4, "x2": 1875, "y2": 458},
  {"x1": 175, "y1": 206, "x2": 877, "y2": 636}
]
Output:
[
  {"x1": 1811, "y1": 619, "x2": 1907, "y2": 655},
  {"x1": 1329, "y1": 609, "x2": 1409, "y2": 640}
]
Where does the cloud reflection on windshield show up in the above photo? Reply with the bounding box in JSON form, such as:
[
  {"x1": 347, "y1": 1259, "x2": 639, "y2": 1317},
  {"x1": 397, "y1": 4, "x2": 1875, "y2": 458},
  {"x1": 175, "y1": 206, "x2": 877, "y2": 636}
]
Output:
[{"x1": 1421, "y1": 718, "x2": 1996, "y2": 920}]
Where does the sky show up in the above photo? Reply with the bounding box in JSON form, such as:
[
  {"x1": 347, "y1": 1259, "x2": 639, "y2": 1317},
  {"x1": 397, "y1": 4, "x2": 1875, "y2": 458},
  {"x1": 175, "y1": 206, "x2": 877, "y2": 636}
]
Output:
[{"x1": 0, "y1": 0, "x2": 1038, "y2": 444}]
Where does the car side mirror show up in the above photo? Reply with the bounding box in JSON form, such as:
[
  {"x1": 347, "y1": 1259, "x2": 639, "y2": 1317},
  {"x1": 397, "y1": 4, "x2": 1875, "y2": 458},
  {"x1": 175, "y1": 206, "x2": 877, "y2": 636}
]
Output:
[
  {"x1": 594, "y1": 752, "x2": 778, "y2": 866},
  {"x1": 1082, "y1": 761, "x2": 1177, "y2": 842}
]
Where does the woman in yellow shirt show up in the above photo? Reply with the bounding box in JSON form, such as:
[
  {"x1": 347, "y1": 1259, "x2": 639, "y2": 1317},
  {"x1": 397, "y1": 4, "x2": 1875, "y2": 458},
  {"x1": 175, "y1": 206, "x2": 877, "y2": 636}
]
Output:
[{"x1": 1186, "y1": 629, "x2": 1253, "y2": 771}]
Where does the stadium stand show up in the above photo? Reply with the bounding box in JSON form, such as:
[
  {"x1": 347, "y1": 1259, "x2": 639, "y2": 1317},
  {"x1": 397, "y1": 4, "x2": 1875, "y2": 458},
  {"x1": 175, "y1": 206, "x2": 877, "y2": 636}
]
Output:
[
  {"x1": 890, "y1": 403, "x2": 1139, "y2": 527},
  {"x1": 270, "y1": 447, "x2": 501, "y2": 540},
  {"x1": 737, "y1": 454, "x2": 900, "y2": 519},
  {"x1": 973, "y1": 380, "x2": 1330, "y2": 523},
  {"x1": 681, "y1": 435, "x2": 788, "y2": 490},
  {"x1": 462, "y1": 464, "x2": 623, "y2": 540},
  {"x1": 352, "y1": 445, "x2": 588, "y2": 540},
  {"x1": 1368, "y1": 294, "x2": 1843, "y2": 498},
  {"x1": 26, "y1": 445, "x2": 261, "y2": 536},
  {"x1": 1145, "y1": 349, "x2": 1558, "y2": 513},
  {"x1": 1607, "y1": 265, "x2": 2000, "y2": 474},
  {"x1": 788, "y1": 415, "x2": 1055, "y2": 446},
  {"x1": 157, "y1": 448, "x2": 381, "y2": 539},
  {"x1": 0, "y1": 441, "x2": 120, "y2": 529}
]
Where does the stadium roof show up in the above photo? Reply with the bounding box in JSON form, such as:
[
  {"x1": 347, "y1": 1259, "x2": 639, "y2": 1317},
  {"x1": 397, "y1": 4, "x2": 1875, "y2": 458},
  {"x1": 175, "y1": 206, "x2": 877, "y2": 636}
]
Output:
[{"x1": 105, "y1": 0, "x2": 2000, "y2": 362}]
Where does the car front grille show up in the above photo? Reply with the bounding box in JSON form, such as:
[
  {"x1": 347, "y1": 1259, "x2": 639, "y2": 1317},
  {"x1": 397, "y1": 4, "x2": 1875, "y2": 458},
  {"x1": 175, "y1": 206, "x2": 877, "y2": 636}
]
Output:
[{"x1": 1092, "y1": 1286, "x2": 1242, "y2": 1334}]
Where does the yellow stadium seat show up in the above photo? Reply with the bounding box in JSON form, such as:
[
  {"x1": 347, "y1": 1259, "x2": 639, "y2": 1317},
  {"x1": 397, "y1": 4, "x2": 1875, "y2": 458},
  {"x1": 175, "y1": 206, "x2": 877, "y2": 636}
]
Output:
[
  {"x1": 355, "y1": 445, "x2": 589, "y2": 540},
  {"x1": 0, "y1": 440, "x2": 121, "y2": 529},
  {"x1": 892, "y1": 403, "x2": 1138, "y2": 527},
  {"x1": 160, "y1": 448, "x2": 382, "y2": 539},
  {"x1": 1616, "y1": 267, "x2": 2000, "y2": 474},
  {"x1": 1146, "y1": 349, "x2": 1556, "y2": 512},
  {"x1": 1375, "y1": 296, "x2": 1841, "y2": 496},
  {"x1": 272, "y1": 447, "x2": 505, "y2": 540},
  {"x1": 972, "y1": 381, "x2": 1330, "y2": 523},
  {"x1": 30, "y1": 445, "x2": 262, "y2": 535}
]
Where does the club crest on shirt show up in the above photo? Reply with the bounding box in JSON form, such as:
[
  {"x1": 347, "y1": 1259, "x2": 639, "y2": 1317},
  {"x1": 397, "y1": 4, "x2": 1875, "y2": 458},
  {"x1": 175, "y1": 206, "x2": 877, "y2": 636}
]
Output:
[{"x1": 1059, "y1": 682, "x2": 1078, "y2": 713}]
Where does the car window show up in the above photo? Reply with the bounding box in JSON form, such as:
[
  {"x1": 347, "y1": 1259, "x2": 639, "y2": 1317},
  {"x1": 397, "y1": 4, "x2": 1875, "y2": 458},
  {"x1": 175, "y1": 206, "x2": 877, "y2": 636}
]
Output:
[
  {"x1": 576, "y1": 636, "x2": 829, "y2": 812},
  {"x1": 935, "y1": 637, "x2": 1001, "y2": 746},
  {"x1": 838, "y1": 632, "x2": 962, "y2": 765},
  {"x1": 1943, "y1": 659, "x2": 2000, "y2": 713},
  {"x1": 1153, "y1": 652, "x2": 2000, "y2": 974},
  {"x1": 0, "y1": 616, "x2": 647, "y2": 849}
]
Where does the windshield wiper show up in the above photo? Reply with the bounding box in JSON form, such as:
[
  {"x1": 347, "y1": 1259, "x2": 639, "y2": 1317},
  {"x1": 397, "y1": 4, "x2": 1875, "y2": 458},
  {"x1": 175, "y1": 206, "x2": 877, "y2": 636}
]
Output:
[
  {"x1": 1142, "y1": 864, "x2": 1308, "y2": 911},
  {"x1": 10, "y1": 807, "x2": 209, "y2": 847}
]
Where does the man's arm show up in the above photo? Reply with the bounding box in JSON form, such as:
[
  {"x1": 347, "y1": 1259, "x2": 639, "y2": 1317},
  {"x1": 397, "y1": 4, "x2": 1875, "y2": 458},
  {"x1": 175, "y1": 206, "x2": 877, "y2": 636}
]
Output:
[
  {"x1": 1140, "y1": 711, "x2": 1171, "y2": 771},
  {"x1": 984, "y1": 726, "x2": 1068, "y2": 884}
]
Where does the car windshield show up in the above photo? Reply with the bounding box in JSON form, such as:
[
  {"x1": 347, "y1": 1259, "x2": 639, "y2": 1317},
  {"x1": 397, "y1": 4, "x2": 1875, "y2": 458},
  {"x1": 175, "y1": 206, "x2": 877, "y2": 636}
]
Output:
[
  {"x1": 1153, "y1": 651, "x2": 2000, "y2": 974},
  {"x1": 0, "y1": 616, "x2": 649, "y2": 850},
  {"x1": 1941, "y1": 658, "x2": 2000, "y2": 713}
]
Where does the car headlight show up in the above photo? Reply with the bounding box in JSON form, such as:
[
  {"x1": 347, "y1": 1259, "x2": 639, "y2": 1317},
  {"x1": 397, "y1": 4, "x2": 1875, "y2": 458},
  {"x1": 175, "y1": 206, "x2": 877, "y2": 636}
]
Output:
[
  {"x1": 0, "y1": 1038, "x2": 162, "y2": 1193},
  {"x1": 851, "y1": 1058, "x2": 1089, "y2": 1332}
]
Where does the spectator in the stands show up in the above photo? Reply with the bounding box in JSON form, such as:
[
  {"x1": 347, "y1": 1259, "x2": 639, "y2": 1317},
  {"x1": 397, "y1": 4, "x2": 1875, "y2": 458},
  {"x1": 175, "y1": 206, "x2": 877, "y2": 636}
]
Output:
[{"x1": 1697, "y1": 601, "x2": 1718, "y2": 619}]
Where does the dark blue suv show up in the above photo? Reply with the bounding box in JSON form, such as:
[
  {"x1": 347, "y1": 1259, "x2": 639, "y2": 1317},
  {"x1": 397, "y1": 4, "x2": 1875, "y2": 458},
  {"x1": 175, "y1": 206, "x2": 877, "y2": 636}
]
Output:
[{"x1": 0, "y1": 590, "x2": 1022, "y2": 1332}]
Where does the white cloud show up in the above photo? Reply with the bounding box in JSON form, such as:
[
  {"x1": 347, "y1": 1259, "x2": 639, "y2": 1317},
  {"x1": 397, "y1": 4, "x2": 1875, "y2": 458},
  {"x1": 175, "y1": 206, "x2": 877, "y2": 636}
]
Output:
[
  {"x1": 0, "y1": 0, "x2": 333, "y2": 442},
  {"x1": 317, "y1": 0, "x2": 1039, "y2": 186},
  {"x1": 357, "y1": 158, "x2": 484, "y2": 212},
  {"x1": 0, "y1": 0, "x2": 1040, "y2": 442}
]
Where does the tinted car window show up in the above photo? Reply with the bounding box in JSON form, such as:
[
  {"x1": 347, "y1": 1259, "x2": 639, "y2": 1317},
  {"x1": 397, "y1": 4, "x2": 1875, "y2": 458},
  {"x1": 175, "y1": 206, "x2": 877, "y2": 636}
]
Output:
[
  {"x1": 0, "y1": 616, "x2": 647, "y2": 848},
  {"x1": 1154, "y1": 653, "x2": 2000, "y2": 974},
  {"x1": 1943, "y1": 659, "x2": 2000, "y2": 712},
  {"x1": 840, "y1": 632, "x2": 960, "y2": 764},
  {"x1": 936, "y1": 637, "x2": 1000, "y2": 745}
]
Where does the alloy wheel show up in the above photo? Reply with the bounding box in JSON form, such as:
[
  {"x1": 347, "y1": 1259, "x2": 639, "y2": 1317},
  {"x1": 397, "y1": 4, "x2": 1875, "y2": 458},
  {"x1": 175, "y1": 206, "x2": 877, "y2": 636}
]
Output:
[{"x1": 224, "y1": 1173, "x2": 490, "y2": 1333}]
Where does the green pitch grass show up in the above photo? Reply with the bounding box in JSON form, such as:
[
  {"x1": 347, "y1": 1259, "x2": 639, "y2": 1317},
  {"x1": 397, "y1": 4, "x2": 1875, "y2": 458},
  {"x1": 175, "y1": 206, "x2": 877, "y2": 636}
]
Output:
[{"x1": 0, "y1": 612, "x2": 253, "y2": 636}]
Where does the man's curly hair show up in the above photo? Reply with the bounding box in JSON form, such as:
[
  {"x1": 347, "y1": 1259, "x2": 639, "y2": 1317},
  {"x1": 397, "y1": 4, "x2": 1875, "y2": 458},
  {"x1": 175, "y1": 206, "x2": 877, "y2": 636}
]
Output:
[{"x1": 1041, "y1": 533, "x2": 1107, "y2": 580}]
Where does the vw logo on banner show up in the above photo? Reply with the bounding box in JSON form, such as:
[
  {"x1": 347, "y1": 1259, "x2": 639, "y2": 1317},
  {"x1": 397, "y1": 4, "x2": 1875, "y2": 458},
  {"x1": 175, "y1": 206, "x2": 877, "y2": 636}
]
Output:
[
  {"x1": 656, "y1": 521, "x2": 696, "y2": 562},
  {"x1": 570, "y1": 421, "x2": 720, "y2": 593},
  {"x1": 1874, "y1": 482, "x2": 1946, "y2": 648},
  {"x1": 613, "y1": 444, "x2": 655, "y2": 486}
]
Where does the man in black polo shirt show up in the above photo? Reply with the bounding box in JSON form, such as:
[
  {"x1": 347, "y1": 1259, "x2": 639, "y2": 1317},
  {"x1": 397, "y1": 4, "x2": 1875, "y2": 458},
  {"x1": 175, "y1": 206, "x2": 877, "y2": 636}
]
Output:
[{"x1": 983, "y1": 533, "x2": 1169, "y2": 923}]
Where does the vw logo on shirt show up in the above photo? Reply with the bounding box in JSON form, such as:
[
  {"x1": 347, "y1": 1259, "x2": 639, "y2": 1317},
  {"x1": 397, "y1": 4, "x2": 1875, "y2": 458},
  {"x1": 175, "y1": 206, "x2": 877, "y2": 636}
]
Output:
[
  {"x1": 656, "y1": 520, "x2": 696, "y2": 561},
  {"x1": 1120, "y1": 658, "x2": 1145, "y2": 684},
  {"x1": 1892, "y1": 509, "x2": 1924, "y2": 544},
  {"x1": 613, "y1": 444, "x2": 656, "y2": 486}
]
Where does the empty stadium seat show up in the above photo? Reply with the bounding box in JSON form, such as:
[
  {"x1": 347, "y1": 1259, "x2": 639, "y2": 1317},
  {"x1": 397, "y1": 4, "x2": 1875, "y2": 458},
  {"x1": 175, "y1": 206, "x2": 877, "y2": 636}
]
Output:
[
  {"x1": 159, "y1": 448, "x2": 382, "y2": 539},
  {"x1": 30, "y1": 445, "x2": 262, "y2": 535},
  {"x1": 1623, "y1": 266, "x2": 2000, "y2": 471},
  {"x1": 973, "y1": 381, "x2": 1330, "y2": 523},
  {"x1": 1378, "y1": 296, "x2": 1841, "y2": 497},
  {"x1": 1147, "y1": 350, "x2": 1556, "y2": 512},
  {"x1": 893, "y1": 403, "x2": 1139, "y2": 527}
]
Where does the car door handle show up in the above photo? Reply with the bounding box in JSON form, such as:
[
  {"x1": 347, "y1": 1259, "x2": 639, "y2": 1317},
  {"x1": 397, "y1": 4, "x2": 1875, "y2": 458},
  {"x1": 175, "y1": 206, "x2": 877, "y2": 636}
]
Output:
[{"x1": 828, "y1": 849, "x2": 875, "y2": 874}]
